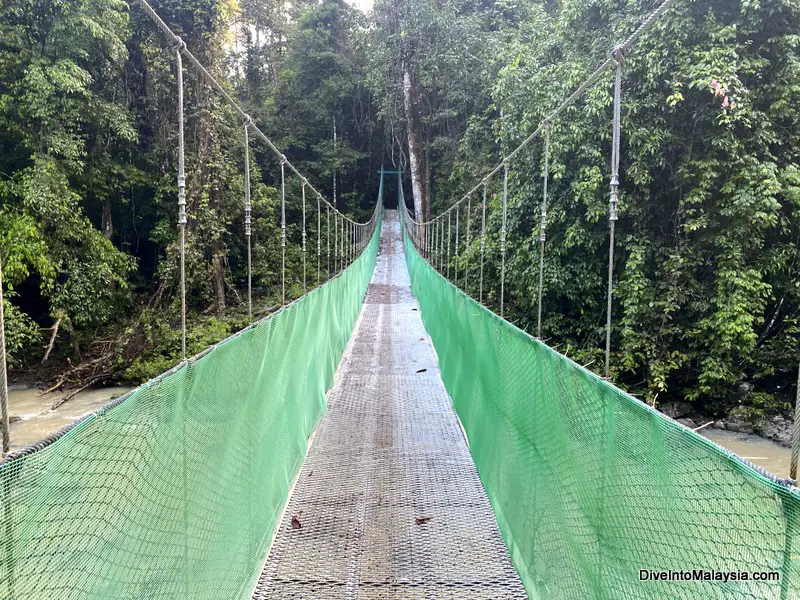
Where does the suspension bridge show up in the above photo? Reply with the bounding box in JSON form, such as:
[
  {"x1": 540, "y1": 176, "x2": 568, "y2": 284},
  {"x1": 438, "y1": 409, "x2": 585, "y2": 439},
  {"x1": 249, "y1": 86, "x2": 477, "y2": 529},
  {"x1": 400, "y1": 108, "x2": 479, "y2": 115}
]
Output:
[{"x1": 1, "y1": 0, "x2": 800, "y2": 598}]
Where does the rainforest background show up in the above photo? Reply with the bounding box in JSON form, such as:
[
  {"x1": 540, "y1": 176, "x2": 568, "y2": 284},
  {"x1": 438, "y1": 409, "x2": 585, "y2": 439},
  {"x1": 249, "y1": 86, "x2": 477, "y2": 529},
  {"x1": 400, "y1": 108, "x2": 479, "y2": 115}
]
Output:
[{"x1": 0, "y1": 0, "x2": 798, "y2": 426}]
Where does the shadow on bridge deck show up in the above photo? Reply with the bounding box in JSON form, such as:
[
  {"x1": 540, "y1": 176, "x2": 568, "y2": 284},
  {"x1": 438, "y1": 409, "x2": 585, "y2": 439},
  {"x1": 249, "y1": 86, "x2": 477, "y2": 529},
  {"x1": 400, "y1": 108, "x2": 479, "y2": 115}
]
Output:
[{"x1": 252, "y1": 211, "x2": 526, "y2": 599}]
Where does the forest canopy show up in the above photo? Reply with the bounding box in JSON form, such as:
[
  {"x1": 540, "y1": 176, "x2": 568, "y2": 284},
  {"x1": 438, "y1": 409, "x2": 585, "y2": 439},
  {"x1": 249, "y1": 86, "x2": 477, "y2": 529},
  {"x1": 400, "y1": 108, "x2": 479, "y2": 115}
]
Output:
[{"x1": 0, "y1": 0, "x2": 798, "y2": 423}]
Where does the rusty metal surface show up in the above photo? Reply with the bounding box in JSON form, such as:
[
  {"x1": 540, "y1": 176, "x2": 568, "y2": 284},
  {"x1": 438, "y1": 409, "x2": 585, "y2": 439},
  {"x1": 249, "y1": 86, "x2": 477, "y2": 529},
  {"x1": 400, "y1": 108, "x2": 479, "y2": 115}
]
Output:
[{"x1": 252, "y1": 211, "x2": 526, "y2": 599}]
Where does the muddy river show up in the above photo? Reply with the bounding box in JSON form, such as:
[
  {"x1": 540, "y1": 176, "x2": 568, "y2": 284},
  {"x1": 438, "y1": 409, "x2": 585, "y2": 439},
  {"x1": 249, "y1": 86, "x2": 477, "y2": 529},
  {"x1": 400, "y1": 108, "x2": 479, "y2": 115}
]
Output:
[
  {"x1": 702, "y1": 428, "x2": 791, "y2": 479},
  {"x1": 6, "y1": 385, "x2": 134, "y2": 452}
]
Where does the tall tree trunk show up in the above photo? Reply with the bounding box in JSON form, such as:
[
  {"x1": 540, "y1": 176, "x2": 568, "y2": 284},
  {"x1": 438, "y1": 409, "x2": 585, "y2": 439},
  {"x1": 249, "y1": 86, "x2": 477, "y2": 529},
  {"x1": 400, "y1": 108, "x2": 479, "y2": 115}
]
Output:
[
  {"x1": 403, "y1": 65, "x2": 428, "y2": 220},
  {"x1": 101, "y1": 201, "x2": 113, "y2": 240},
  {"x1": 102, "y1": 201, "x2": 116, "y2": 291},
  {"x1": 210, "y1": 182, "x2": 226, "y2": 314}
]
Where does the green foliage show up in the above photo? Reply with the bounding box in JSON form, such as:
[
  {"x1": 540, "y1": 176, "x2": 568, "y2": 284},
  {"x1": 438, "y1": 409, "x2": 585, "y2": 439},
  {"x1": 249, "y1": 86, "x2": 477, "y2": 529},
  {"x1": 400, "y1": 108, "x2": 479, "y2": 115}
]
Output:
[
  {"x1": 0, "y1": 0, "x2": 797, "y2": 426},
  {"x1": 2, "y1": 298, "x2": 41, "y2": 367},
  {"x1": 476, "y1": 0, "x2": 800, "y2": 412},
  {"x1": 123, "y1": 310, "x2": 235, "y2": 382}
]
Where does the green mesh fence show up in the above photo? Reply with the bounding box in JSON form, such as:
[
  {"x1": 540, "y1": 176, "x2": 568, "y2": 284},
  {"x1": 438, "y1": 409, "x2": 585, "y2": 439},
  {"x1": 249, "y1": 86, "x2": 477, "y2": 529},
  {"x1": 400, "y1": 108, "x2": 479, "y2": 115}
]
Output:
[
  {"x1": 0, "y1": 211, "x2": 380, "y2": 600},
  {"x1": 402, "y1": 220, "x2": 800, "y2": 600}
]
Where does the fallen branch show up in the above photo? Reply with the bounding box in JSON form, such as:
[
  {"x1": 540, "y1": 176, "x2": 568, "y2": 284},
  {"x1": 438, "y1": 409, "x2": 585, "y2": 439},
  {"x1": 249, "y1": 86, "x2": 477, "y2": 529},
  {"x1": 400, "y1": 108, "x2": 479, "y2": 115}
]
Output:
[
  {"x1": 51, "y1": 375, "x2": 109, "y2": 411},
  {"x1": 41, "y1": 318, "x2": 62, "y2": 364}
]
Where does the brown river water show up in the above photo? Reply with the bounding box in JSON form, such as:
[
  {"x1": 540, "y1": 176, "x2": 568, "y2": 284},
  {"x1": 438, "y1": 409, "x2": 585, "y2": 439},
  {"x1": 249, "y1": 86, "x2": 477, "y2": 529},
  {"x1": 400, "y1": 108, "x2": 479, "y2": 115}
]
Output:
[
  {"x1": 702, "y1": 428, "x2": 791, "y2": 479},
  {"x1": 3, "y1": 386, "x2": 793, "y2": 479},
  {"x1": 6, "y1": 385, "x2": 133, "y2": 452}
]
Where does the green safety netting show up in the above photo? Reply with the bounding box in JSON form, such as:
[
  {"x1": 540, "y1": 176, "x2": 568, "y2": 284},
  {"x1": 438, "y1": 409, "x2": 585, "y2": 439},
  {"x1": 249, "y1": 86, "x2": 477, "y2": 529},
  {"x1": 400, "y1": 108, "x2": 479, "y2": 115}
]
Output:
[
  {"x1": 0, "y1": 209, "x2": 381, "y2": 600},
  {"x1": 402, "y1": 216, "x2": 800, "y2": 600}
]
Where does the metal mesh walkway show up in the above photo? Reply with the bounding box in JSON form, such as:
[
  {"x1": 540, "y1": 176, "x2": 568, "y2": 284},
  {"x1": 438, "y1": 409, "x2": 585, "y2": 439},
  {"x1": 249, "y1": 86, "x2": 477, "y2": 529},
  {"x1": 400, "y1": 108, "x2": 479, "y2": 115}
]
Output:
[{"x1": 252, "y1": 211, "x2": 527, "y2": 599}]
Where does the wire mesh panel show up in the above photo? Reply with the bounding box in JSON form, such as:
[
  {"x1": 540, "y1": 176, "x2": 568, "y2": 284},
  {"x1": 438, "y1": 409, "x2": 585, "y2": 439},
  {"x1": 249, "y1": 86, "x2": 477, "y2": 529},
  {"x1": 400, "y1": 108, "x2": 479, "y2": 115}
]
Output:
[
  {"x1": 402, "y1": 217, "x2": 800, "y2": 600},
  {"x1": 0, "y1": 214, "x2": 380, "y2": 600}
]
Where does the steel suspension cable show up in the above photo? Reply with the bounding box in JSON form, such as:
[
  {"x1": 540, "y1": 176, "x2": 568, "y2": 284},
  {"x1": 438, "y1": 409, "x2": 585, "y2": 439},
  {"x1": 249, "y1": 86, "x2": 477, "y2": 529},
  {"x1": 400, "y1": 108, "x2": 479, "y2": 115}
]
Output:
[
  {"x1": 243, "y1": 119, "x2": 252, "y2": 321},
  {"x1": 447, "y1": 211, "x2": 452, "y2": 280},
  {"x1": 433, "y1": 219, "x2": 437, "y2": 269},
  {"x1": 500, "y1": 163, "x2": 508, "y2": 317},
  {"x1": 455, "y1": 207, "x2": 460, "y2": 287},
  {"x1": 326, "y1": 206, "x2": 331, "y2": 278},
  {"x1": 280, "y1": 159, "x2": 286, "y2": 305},
  {"x1": 605, "y1": 48, "x2": 623, "y2": 378},
  {"x1": 0, "y1": 259, "x2": 8, "y2": 456},
  {"x1": 176, "y1": 44, "x2": 187, "y2": 361},
  {"x1": 302, "y1": 181, "x2": 307, "y2": 293},
  {"x1": 333, "y1": 213, "x2": 338, "y2": 273},
  {"x1": 479, "y1": 183, "x2": 487, "y2": 304},
  {"x1": 465, "y1": 196, "x2": 471, "y2": 292},
  {"x1": 792, "y1": 362, "x2": 800, "y2": 480},
  {"x1": 434, "y1": 220, "x2": 444, "y2": 272},
  {"x1": 536, "y1": 125, "x2": 550, "y2": 339}
]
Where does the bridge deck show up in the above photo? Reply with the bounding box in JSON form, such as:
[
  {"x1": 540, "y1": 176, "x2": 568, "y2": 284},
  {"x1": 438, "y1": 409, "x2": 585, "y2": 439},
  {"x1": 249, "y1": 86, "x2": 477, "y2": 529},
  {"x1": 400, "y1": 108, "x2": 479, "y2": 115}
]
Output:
[{"x1": 252, "y1": 211, "x2": 526, "y2": 599}]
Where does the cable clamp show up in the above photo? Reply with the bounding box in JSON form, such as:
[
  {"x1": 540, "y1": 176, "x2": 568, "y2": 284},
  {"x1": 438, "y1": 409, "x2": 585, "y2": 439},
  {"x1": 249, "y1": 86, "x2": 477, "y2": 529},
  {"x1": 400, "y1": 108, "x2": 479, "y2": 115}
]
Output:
[
  {"x1": 609, "y1": 189, "x2": 619, "y2": 222},
  {"x1": 610, "y1": 45, "x2": 625, "y2": 66},
  {"x1": 173, "y1": 37, "x2": 187, "y2": 53}
]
